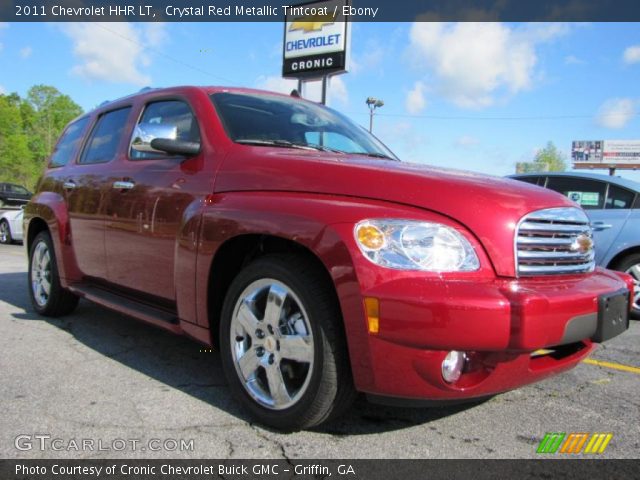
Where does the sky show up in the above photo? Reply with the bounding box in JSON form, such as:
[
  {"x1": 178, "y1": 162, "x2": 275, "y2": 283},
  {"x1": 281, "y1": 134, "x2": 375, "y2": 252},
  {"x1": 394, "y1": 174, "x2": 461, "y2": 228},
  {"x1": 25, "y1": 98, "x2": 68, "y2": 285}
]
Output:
[{"x1": 0, "y1": 21, "x2": 639, "y2": 180}]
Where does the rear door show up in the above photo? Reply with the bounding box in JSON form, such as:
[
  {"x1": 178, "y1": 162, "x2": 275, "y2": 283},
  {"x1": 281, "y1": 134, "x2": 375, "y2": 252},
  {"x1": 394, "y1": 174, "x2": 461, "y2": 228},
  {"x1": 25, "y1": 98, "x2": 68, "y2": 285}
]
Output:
[
  {"x1": 104, "y1": 98, "x2": 210, "y2": 302},
  {"x1": 544, "y1": 176, "x2": 631, "y2": 264},
  {"x1": 65, "y1": 107, "x2": 132, "y2": 280}
]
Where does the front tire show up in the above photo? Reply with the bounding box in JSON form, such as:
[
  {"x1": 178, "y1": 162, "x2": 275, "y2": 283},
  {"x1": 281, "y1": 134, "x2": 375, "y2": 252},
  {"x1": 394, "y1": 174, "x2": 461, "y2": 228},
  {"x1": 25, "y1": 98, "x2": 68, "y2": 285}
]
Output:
[
  {"x1": 613, "y1": 253, "x2": 640, "y2": 319},
  {"x1": 0, "y1": 220, "x2": 12, "y2": 244},
  {"x1": 28, "y1": 231, "x2": 79, "y2": 316},
  {"x1": 220, "y1": 254, "x2": 354, "y2": 430}
]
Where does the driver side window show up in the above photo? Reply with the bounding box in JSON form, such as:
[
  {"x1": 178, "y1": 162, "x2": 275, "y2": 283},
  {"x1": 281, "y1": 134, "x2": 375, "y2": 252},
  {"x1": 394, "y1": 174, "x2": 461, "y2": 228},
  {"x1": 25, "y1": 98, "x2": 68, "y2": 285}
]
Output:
[{"x1": 130, "y1": 100, "x2": 200, "y2": 160}]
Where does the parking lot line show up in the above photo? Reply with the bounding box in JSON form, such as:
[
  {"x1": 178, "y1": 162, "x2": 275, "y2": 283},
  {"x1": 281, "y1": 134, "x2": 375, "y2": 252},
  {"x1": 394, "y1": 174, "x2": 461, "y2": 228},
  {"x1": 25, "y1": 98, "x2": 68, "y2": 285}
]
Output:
[{"x1": 583, "y1": 358, "x2": 640, "y2": 374}]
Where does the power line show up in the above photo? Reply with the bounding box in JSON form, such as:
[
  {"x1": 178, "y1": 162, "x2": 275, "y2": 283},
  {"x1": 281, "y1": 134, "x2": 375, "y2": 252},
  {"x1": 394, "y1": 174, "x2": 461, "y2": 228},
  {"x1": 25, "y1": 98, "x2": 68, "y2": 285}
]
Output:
[
  {"x1": 343, "y1": 111, "x2": 640, "y2": 121},
  {"x1": 94, "y1": 23, "x2": 238, "y2": 85}
]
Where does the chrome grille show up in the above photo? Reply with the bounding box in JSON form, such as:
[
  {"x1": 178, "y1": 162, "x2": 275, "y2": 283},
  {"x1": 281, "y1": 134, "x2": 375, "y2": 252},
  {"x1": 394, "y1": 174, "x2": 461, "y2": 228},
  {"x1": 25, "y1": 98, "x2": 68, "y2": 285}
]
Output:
[{"x1": 515, "y1": 207, "x2": 595, "y2": 276}]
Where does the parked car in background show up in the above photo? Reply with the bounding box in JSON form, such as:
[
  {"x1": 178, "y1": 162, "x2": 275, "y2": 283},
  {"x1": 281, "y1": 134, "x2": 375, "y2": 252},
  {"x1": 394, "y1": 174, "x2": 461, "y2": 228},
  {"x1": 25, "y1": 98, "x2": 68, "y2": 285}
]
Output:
[
  {"x1": 0, "y1": 182, "x2": 32, "y2": 209},
  {"x1": 511, "y1": 171, "x2": 640, "y2": 317},
  {"x1": 0, "y1": 208, "x2": 23, "y2": 244},
  {"x1": 23, "y1": 86, "x2": 632, "y2": 430}
]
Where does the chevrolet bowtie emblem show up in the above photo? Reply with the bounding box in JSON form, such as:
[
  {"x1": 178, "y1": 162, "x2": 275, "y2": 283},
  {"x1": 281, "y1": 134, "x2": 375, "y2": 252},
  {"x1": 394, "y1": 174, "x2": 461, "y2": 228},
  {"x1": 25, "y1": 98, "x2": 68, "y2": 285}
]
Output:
[
  {"x1": 571, "y1": 234, "x2": 593, "y2": 254},
  {"x1": 289, "y1": 16, "x2": 335, "y2": 32}
]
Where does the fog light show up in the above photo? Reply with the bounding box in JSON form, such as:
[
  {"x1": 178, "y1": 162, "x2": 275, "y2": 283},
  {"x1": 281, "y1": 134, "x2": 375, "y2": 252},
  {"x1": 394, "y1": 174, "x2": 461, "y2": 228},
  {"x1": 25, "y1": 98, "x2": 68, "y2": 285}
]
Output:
[{"x1": 442, "y1": 351, "x2": 466, "y2": 384}]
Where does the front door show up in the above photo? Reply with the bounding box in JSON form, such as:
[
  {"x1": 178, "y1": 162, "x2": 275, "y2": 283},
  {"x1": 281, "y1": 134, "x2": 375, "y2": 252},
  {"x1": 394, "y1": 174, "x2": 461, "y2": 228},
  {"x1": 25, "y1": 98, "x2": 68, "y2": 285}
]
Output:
[{"x1": 104, "y1": 99, "x2": 210, "y2": 302}]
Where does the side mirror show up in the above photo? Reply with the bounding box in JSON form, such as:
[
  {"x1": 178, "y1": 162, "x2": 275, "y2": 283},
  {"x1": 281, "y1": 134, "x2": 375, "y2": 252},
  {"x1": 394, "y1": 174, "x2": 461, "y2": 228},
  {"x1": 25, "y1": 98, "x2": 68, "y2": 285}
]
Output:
[
  {"x1": 150, "y1": 138, "x2": 201, "y2": 156},
  {"x1": 131, "y1": 123, "x2": 178, "y2": 154}
]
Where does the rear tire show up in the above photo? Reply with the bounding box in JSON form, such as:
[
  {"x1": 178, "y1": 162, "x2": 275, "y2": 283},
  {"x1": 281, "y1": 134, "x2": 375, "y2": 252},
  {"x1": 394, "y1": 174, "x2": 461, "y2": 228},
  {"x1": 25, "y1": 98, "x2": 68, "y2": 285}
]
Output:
[
  {"x1": 612, "y1": 253, "x2": 640, "y2": 319},
  {"x1": 0, "y1": 220, "x2": 12, "y2": 244},
  {"x1": 219, "y1": 254, "x2": 355, "y2": 430},
  {"x1": 28, "y1": 231, "x2": 79, "y2": 317}
]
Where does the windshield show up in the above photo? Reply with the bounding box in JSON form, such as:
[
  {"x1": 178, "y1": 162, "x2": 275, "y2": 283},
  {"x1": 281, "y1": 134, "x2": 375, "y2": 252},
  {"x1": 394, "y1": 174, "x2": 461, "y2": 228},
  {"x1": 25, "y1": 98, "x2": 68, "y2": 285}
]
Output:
[{"x1": 210, "y1": 92, "x2": 397, "y2": 159}]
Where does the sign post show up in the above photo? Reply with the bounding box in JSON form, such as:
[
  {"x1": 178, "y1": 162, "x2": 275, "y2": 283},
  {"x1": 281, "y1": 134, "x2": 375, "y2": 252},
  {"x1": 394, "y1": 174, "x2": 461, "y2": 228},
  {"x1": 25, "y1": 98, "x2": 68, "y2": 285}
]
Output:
[{"x1": 282, "y1": 0, "x2": 351, "y2": 104}]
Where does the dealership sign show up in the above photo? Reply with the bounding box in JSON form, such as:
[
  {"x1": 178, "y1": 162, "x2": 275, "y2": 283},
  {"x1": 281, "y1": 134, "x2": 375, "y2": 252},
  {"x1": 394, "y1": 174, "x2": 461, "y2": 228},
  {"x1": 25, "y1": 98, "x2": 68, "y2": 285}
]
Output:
[
  {"x1": 572, "y1": 140, "x2": 640, "y2": 169},
  {"x1": 282, "y1": 0, "x2": 350, "y2": 78}
]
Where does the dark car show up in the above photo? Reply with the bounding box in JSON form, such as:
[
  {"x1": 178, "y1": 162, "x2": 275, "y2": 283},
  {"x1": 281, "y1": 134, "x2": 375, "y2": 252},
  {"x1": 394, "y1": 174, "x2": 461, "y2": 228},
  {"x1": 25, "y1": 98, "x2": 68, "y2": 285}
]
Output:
[
  {"x1": 0, "y1": 182, "x2": 32, "y2": 208},
  {"x1": 511, "y1": 171, "x2": 640, "y2": 317}
]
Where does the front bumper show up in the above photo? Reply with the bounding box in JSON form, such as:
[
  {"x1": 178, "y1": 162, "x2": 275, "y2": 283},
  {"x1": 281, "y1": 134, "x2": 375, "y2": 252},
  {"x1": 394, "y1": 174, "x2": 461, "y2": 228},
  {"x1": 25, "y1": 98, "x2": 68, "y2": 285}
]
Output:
[{"x1": 357, "y1": 267, "x2": 632, "y2": 400}]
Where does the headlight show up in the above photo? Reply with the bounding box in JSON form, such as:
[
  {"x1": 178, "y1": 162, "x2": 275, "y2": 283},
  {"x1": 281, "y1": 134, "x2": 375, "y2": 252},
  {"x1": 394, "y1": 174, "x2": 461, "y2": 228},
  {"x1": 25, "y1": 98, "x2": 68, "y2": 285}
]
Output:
[{"x1": 354, "y1": 219, "x2": 480, "y2": 272}]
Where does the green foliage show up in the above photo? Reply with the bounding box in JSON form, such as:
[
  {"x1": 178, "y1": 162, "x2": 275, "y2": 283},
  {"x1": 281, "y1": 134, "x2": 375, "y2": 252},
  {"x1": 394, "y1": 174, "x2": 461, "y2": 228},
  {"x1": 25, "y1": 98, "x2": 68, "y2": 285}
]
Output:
[
  {"x1": 0, "y1": 85, "x2": 83, "y2": 190},
  {"x1": 516, "y1": 141, "x2": 568, "y2": 174}
]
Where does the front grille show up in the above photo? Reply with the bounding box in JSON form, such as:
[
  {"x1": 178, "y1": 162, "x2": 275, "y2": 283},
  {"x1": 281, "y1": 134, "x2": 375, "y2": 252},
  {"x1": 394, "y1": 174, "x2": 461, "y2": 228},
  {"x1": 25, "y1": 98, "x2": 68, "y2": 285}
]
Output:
[{"x1": 516, "y1": 207, "x2": 595, "y2": 276}]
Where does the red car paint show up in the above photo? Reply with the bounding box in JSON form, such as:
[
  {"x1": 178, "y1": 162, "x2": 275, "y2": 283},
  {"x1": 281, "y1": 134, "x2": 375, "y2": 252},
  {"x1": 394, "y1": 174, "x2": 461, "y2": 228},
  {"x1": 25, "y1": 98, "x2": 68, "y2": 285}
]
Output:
[{"x1": 24, "y1": 86, "x2": 632, "y2": 403}]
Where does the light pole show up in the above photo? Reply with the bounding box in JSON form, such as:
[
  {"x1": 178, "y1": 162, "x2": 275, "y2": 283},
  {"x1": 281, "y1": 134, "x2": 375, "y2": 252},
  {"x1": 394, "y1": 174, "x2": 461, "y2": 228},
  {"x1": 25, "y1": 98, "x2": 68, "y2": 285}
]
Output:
[{"x1": 366, "y1": 97, "x2": 384, "y2": 133}]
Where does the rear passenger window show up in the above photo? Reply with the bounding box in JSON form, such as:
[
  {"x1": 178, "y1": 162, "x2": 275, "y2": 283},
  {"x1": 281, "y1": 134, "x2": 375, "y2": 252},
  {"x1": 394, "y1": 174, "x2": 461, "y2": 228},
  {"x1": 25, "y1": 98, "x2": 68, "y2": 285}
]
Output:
[
  {"x1": 545, "y1": 177, "x2": 606, "y2": 210},
  {"x1": 80, "y1": 107, "x2": 131, "y2": 164},
  {"x1": 49, "y1": 117, "x2": 90, "y2": 167},
  {"x1": 130, "y1": 100, "x2": 200, "y2": 160},
  {"x1": 606, "y1": 185, "x2": 635, "y2": 209}
]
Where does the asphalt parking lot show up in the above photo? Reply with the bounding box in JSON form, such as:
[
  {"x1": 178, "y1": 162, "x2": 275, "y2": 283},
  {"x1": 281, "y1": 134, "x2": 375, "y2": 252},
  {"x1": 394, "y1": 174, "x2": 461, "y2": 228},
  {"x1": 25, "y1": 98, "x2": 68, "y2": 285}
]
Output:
[{"x1": 1, "y1": 241, "x2": 638, "y2": 459}]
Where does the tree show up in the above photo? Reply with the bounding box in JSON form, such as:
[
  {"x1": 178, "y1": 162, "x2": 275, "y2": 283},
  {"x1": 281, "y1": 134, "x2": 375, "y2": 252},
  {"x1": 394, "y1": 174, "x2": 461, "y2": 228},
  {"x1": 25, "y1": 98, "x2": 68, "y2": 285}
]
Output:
[
  {"x1": 0, "y1": 85, "x2": 82, "y2": 189},
  {"x1": 0, "y1": 95, "x2": 32, "y2": 185},
  {"x1": 26, "y1": 85, "x2": 83, "y2": 165},
  {"x1": 516, "y1": 141, "x2": 568, "y2": 173}
]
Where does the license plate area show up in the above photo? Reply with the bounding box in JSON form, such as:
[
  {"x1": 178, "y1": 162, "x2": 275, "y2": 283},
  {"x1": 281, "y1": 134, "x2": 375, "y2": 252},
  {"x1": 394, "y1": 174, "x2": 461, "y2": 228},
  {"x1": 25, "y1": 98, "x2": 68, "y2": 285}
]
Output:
[{"x1": 593, "y1": 289, "x2": 630, "y2": 342}]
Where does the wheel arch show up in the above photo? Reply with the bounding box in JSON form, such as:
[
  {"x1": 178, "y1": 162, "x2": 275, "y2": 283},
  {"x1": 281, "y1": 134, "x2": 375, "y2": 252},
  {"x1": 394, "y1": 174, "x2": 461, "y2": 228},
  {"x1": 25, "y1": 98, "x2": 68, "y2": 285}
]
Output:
[
  {"x1": 206, "y1": 233, "x2": 341, "y2": 349},
  {"x1": 607, "y1": 245, "x2": 640, "y2": 270}
]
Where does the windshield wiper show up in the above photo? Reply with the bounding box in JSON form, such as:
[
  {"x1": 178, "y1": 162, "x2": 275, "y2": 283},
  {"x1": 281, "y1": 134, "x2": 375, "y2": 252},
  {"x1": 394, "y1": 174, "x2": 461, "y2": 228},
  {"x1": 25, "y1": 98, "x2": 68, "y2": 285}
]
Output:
[
  {"x1": 236, "y1": 139, "x2": 345, "y2": 154},
  {"x1": 348, "y1": 151, "x2": 398, "y2": 161}
]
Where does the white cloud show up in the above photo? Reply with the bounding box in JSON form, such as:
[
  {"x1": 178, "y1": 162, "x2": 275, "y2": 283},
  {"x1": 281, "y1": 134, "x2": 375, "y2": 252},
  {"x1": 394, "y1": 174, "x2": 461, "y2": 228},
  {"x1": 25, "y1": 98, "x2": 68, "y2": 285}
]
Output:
[
  {"x1": 623, "y1": 45, "x2": 640, "y2": 65},
  {"x1": 61, "y1": 22, "x2": 167, "y2": 86},
  {"x1": 455, "y1": 135, "x2": 479, "y2": 148},
  {"x1": 408, "y1": 22, "x2": 569, "y2": 109},
  {"x1": 255, "y1": 75, "x2": 298, "y2": 94},
  {"x1": 406, "y1": 81, "x2": 426, "y2": 114},
  {"x1": 20, "y1": 46, "x2": 32, "y2": 59},
  {"x1": 350, "y1": 43, "x2": 385, "y2": 75},
  {"x1": 596, "y1": 98, "x2": 637, "y2": 129},
  {"x1": 328, "y1": 76, "x2": 348, "y2": 105},
  {"x1": 0, "y1": 85, "x2": 6, "y2": 95},
  {"x1": 564, "y1": 55, "x2": 585, "y2": 65},
  {"x1": 255, "y1": 75, "x2": 349, "y2": 106}
]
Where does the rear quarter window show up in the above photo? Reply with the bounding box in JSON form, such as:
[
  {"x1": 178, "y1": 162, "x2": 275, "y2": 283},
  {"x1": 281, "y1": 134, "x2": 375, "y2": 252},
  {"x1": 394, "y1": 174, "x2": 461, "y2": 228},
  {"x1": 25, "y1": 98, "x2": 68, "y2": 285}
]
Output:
[{"x1": 49, "y1": 117, "x2": 90, "y2": 167}]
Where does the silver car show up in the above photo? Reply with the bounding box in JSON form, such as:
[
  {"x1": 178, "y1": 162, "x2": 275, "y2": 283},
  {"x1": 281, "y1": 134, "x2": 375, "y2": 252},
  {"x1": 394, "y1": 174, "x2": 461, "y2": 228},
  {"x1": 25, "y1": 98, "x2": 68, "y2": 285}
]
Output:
[
  {"x1": 512, "y1": 171, "x2": 640, "y2": 317},
  {"x1": 0, "y1": 208, "x2": 24, "y2": 244}
]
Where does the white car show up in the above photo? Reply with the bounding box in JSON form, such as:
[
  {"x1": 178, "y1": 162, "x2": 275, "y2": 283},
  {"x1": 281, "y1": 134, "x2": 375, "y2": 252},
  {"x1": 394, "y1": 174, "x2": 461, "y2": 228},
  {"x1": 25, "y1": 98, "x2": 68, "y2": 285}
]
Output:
[{"x1": 0, "y1": 208, "x2": 23, "y2": 244}]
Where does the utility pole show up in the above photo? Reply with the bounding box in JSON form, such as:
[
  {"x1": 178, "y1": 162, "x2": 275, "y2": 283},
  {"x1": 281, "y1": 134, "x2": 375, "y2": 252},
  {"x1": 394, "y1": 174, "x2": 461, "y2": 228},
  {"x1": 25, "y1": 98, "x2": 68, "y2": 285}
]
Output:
[{"x1": 366, "y1": 97, "x2": 384, "y2": 133}]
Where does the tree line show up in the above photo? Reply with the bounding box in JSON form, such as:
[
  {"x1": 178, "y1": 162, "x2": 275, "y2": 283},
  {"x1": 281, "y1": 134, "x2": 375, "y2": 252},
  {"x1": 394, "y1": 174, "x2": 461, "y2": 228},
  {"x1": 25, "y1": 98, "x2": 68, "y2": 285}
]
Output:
[
  {"x1": 0, "y1": 85, "x2": 83, "y2": 190},
  {"x1": 0, "y1": 84, "x2": 567, "y2": 191}
]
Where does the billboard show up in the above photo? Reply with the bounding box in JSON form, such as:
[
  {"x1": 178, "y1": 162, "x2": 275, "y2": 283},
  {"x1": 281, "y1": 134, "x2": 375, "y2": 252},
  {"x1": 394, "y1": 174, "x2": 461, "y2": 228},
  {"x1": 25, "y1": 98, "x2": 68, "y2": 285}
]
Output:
[
  {"x1": 572, "y1": 140, "x2": 640, "y2": 169},
  {"x1": 282, "y1": 0, "x2": 350, "y2": 78}
]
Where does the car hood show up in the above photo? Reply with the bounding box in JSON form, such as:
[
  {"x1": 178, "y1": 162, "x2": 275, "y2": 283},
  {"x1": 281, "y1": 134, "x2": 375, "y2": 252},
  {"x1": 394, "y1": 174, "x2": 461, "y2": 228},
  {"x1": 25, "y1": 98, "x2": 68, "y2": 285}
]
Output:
[{"x1": 215, "y1": 148, "x2": 576, "y2": 276}]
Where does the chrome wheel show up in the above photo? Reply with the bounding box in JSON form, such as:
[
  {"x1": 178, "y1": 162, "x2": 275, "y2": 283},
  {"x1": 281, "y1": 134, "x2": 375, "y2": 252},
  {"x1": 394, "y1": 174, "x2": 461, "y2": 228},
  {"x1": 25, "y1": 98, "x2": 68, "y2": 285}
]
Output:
[
  {"x1": 624, "y1": 263, "x2": 640, "y2": 312},
  {"x1": 230, "y1": 279, "x2": 314, "y2": 410},
  {"x1": 31, "y1": 240, "x2": 52, "y2": 307},
  {"x1": 0, "y1": 221, "x2": 9, "y2": 243}
]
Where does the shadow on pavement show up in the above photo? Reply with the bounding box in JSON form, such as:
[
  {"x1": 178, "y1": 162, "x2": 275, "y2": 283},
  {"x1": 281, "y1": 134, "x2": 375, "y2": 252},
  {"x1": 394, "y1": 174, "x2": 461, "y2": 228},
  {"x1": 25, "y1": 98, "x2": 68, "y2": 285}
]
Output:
[{"x1": 0, "y1": 270, "x2": 482, "y2": 435}]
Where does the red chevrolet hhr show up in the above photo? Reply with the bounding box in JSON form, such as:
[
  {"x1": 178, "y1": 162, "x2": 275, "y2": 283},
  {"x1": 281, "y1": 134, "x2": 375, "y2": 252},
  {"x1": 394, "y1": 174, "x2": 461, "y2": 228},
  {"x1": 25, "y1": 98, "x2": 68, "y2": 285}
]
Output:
[{"x1": 24, "y1": 86, "x2": 632, "y2": 430}]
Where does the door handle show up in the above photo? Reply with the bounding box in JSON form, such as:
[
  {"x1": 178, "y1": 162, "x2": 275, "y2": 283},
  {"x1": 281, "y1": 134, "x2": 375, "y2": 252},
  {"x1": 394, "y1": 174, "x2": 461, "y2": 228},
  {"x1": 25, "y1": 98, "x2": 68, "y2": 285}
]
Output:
[
  {"x1": 591, "y1": 222, "x2": 612, "y2": 231},
  {"x1": 62, "y1": 180, "x2": 76, "y2": 190},
  {"x1": 112, "y1": 180, "x2": 135, "y2": 190}
]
